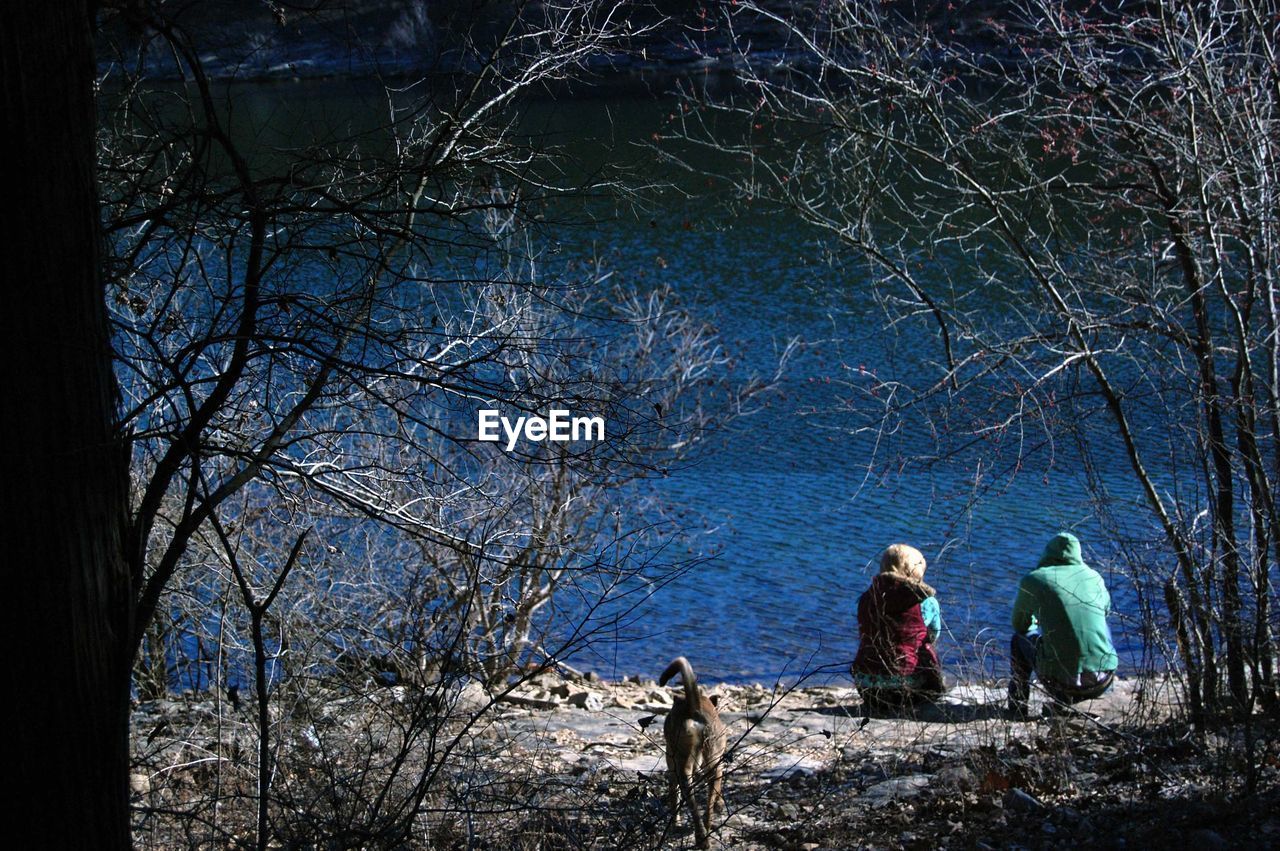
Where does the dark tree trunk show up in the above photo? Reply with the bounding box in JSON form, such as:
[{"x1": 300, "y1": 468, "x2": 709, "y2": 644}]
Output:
[{"x1": 2, "y1": 3, "x2": 133, "y2": 848}]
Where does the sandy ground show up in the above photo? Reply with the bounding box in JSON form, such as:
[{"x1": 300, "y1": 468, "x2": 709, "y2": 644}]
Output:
[
  {"x1": 133, "y1": 672, "x2": 1235, "y2": 849},
  {"x1": 474, "y1": 671, "x2": 1187, "y2": 848},
  {"x1": 495, "y1": 671, "x2": 1177, "y2": 776}
]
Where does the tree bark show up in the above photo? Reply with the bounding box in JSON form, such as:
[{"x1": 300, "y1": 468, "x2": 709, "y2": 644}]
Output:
[{"x1": 2, "y1": 3, "x2": 133, "y2": 847}]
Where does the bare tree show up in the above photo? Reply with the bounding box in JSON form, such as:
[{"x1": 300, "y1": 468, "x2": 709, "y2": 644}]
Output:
[
  {"x1": 91, "y1": 2, "x2": 771, "y2": 845},
  {"x1": 101, "y1": 0, "x2": 663, "y2": 677},
  {"x1": 671, "y1": 0, "x2": 1278, "y2": 722}
]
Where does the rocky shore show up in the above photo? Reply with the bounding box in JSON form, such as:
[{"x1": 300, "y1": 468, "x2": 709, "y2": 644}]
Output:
[
  {"x1": 129, "y1": 669, "x2": 1280, "y2": 849},
  {"x1": 487, "y1": 669, "x2": 1173, "y2": 779}
]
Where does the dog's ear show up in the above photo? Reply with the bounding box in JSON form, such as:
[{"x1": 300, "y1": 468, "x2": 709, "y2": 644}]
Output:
[{"x1": 709, "y1": 694, "x2": 721, "y2": 708}]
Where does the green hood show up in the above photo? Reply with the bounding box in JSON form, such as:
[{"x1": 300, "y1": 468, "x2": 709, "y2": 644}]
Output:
[{"x1": 1038, "y1": 532, "x2": 1084, "y2": 568}]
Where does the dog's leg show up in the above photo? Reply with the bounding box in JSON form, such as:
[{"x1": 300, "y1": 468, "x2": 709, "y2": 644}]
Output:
[
  {"x1": 694, "y1": 740, "x2": 723, "y2": 842},
  {"x1": 667, "y1": 779, "x2": 681, "y2": 822},
  {"x1": 707, "y1": 752, "x2": 725, "y2": 818},
  {"x1": 664, "y1": 747, "x2": 681, "y2": 829},
  {"x1": 677, "y1": 764, "x2": 708, "y2": 849}
]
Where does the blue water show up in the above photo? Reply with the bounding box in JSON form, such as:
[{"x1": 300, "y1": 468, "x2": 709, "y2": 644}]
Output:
[
  {"x1": 512, "y1": 99, "x2": 1170, "y2": 684},
  {"x1": 152, "y1": 85, "x2": 1174, "y2": 690}
]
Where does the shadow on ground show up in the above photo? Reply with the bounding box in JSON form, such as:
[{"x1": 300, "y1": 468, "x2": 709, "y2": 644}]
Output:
[{"x1": 800, "y1": 700, "x2": 1010, "y2": 723}]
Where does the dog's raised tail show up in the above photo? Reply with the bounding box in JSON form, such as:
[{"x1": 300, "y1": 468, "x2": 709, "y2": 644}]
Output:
[{"x1": 660, "y1": 656, "x2": 700, "y2": 709}]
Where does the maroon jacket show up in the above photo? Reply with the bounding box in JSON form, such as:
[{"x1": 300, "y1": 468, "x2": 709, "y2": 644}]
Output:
[{"x1": 851, "y1": 574, "x2": 943, "y2": 692}]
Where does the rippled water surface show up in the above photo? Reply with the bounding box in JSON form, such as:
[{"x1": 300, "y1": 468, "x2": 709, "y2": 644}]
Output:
[
  {"x1": 514, "y1": 98, "x2": 1165, "y2": 684},
  {"x1": 235, "y1": 84, "x2": 1168, "y2": 684}
]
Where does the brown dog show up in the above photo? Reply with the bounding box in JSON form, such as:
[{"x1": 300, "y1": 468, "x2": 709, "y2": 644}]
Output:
[{"x1": 660, "y1": 656, "x2": 726, "y2": 848}]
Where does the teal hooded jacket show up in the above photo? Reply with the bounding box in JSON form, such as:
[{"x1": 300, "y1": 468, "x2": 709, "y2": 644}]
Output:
[{"x1": 1012, "y1": 533, "x2": 1118, "y2": 684}]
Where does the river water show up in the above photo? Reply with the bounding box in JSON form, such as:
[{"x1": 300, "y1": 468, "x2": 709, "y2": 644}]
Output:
[
  {"x1": 225, "y1": 82, "x2": 1167, "y2": 685},
  {"x1": 513, "y1": 97, "x2": 1164, "y2": 684}
]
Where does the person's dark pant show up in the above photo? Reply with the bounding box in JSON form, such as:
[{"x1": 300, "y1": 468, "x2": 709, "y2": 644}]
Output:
[{"x1": 1009, "y1": 632, "x2": 1114, "y2": 711}]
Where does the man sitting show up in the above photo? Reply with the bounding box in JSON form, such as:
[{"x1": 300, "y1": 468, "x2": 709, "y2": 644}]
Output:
[{"x1": 1009, "y1": 532, "x2": 1118, "y2": 719}]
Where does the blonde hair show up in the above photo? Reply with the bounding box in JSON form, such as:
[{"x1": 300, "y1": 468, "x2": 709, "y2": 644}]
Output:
[{"x1": 880, "y1": 544, "x2": 927, "y2": 582}]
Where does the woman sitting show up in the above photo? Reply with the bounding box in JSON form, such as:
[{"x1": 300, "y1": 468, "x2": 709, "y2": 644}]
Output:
[{"x1": 851, "y1": 544, "x2": 945, "y2": 709}]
